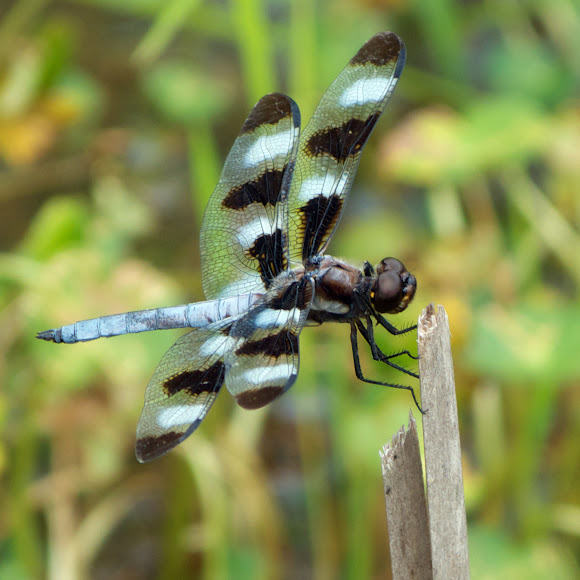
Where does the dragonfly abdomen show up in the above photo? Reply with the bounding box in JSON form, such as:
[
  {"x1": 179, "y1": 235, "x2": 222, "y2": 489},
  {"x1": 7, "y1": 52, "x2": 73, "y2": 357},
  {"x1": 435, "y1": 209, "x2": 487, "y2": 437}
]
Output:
[{"x1": 37, "y1": 293, "x2": 261, "y2": 344}]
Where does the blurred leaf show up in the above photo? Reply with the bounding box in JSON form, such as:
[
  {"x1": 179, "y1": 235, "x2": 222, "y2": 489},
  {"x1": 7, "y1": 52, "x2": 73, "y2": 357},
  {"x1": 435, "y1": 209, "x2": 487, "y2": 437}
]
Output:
[
  {"x1": 227, "y1": 547, "x2": 265, "y2": 580},
  {"x1": 289, "y1": 0, "x2": 316, "y2": 115},
  {"x1": 49, "y1": 68, "x2": 104, "y2": 129},
  {"x1": 19, "y1": 196, "x2": 89, "y2": 260},
  {"x1": 38, "y1": 18, "x2": 75, "y2": 92},
  {"x1": 88, "y1": 175, "x2": 155, "y2": 264},
  {"x1": 469, "y1": 525, "x2": 579, "y2": 579},
  {"x1": 73, "y1": 0, "x2": 162, "y2": 12},
  {"x1": 0, "y1": 556, "x2": 31, "y2": 580},
  {"x1": 381, "y1": 97, "x2": 551, "y2": 186},
  {"x1": 142, "y1": 62, "x2": 230, "y2": 125},
  {"x1": 501, "y1": 166, "x2": 580, "y2": 286},
  {"x1": 380, "y1": 106, "x2": 463, "y2": 185},
  {"x1": 0, "y1": 112, "x2": 56, "y2": 165},
  {"x1": 0, "y1": 47, "x2": 41, "y2": 116},
  {"x1": 133, "y1": 0, "x2": 202, "y2": 66},
  {"x1": 414, "y1": 0, "x2": 465, "y2": 78},
  {"x1": 187, "y1": 122, "x2": 221, "y2": 223},
  {"x1": 548, "y1": 108, "x2": 580, "y2": 176},
  {"x1": 465, "y1": 302, "x2": 580, "y2": 384},
  {"x1": 0, "y1": 41, "x2": 102, "y2": 165},
  {"x1": 231, "y1": 0, "x2": 274, "y2": 105},
  {"x1": 485, "y1": 39, "x2": 573, "y2": 107},
  {"x1": 465, "y1": 97, "x2": 548, "y2": 160}
]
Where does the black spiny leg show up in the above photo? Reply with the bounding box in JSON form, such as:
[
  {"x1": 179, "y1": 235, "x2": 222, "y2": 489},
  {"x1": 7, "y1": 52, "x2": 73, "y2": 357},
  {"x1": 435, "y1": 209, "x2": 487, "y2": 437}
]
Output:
[
  {"x1": 356, "y1": 318, "x2": 419, "y2": 379},
  {"x1": 349, "y1": 323, "x2": 425, "y2": 414},
  {"x1": 375, "y1": 310, "x2": 417, "y2": 336}
]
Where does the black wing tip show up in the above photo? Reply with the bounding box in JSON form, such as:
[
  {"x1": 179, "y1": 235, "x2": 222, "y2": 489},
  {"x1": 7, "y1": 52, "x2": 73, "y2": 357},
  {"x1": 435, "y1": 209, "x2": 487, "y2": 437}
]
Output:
[
  {"x1": 350, "y1": 31, "x2": 406, "y2": 72},
  {"x1": 233, "y1": 374, "x2": 301, "y2": 410},
  {"x1": 135, "y1": 419, "x2": 203, "y2": 463},
  {"x1": 240, "y1": 93, "x2": 301, "y2": 135},
  {"x1": 265, "y1": 92, "x2": 301, "y2": 124},
  {"x1": 135, "y1": 431, "x2": 183, "y2": 463},
  {"x1": 374, "y1": 31, "x2": 405, "y2": 54}
]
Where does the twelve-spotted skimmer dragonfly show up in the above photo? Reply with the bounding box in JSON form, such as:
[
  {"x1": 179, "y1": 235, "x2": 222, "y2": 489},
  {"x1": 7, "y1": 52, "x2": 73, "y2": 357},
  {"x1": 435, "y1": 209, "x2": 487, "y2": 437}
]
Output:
[{"x1": 38, "y1": 32, "x2": 420, "y2": 462}]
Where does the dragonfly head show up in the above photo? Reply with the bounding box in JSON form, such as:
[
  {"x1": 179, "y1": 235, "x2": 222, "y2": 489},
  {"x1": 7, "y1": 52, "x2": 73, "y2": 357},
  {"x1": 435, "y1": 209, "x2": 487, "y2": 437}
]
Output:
[{"x1": 370, "y1": 257, "x2": 416, "y2": 314}]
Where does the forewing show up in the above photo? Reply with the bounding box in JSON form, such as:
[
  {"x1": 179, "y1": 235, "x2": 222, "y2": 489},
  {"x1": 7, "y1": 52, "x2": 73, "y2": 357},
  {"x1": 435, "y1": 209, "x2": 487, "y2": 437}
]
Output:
[
  {"x1": 135, "y1": 319, "x2": 234, "y2": 462},
  {"x1": 287, "y1": 32, "x2": 406, "y2": 262},
  {"x1": 224, "y1": 274, "x2": 314, "y2": 409},
  {"x1": 200, "y1": 93, "x2": 301, "y2": 300}
]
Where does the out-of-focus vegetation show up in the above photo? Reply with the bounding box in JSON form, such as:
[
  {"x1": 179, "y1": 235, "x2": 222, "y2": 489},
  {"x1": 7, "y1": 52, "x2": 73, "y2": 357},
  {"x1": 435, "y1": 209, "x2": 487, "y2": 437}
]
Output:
[{"x1": 1, "y1": 0, "x2": 579, "y2": 578}]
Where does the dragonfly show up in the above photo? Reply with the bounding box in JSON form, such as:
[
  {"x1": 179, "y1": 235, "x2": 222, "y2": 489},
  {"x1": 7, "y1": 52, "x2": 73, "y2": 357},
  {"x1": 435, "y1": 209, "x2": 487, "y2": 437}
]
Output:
[{"x1": 38, "y1": 32, "x2": 420, "y2": 463}]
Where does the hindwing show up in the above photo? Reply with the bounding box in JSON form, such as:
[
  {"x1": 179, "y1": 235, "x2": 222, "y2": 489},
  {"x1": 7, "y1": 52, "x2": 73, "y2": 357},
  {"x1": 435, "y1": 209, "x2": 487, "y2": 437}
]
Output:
[
  {"x1": 135, "y1": 319, "x2": 234, "y2": 462},
  {"x1": 225, "y1": 274, "x2": 314, "y2": 409},
  {"x1": 135, "y1": 275, "x2": 314, "y2": 462}
]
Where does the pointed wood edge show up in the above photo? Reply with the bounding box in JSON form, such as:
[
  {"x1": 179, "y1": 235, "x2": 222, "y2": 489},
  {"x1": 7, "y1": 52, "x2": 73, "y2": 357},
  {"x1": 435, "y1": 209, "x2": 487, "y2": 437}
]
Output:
[
  {"x1": 380, "y1": 412, "x2": 433, "y2": 579},
  {"x1": 418, "y1": 303, "x2": 471, "y2": 580}
]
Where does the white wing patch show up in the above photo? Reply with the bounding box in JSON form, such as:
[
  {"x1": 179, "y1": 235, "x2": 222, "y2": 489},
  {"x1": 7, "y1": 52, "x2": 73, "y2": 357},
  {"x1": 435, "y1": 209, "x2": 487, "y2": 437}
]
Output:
[
  {"x1": 338, "y1": 77, "x2": 394, "y2": 107},
  {"x1": 198, "y1": 334, "x2": 236, "y2": 358},
  {"x1": 298, "y1": 174, "x2": 337, "y2": 201},
  {"x1": 253, "y1": 308, "x2": 302, "y2": 329},
  {"x1": 242, "y1": 363, "x2": 295, "y2": 385},
  {"x1": 296, "y1": 171, "x2": 350, "y2": 203},
  {"x1": 243, "y1": 129, "x2": 296, "y2": 167},
  {"x1": 236, "y1": 215, "x2": 276, "y2": 247},
  {"x1": 156, "y1": 404, "x2": 207, "y2": 429}
]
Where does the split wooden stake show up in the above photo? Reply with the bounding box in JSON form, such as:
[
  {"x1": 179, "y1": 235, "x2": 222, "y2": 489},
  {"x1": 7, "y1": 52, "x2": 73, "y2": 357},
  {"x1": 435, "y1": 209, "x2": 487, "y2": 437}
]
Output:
[{"x1": 381, "y1": 304, "x2": 470, "y2": 580}]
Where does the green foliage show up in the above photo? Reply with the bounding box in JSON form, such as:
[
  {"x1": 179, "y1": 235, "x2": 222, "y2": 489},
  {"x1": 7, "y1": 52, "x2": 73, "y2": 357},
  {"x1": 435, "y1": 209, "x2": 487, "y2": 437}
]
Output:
[
  {"x1": 1, "y1": 0, "x2": 579, "y2": 579},
  {"x1": 19, "y1": 196, "x2": 90, "y2": 259},
  {"x1": 466, "y1": 303, "x2": 580, "y2": 384},
  {"x1": 469, "y1": 525, "x2": 578, "y2": 580},
  {"x1": 143, "y1": 63, "x2": 231, "y2": 125}
]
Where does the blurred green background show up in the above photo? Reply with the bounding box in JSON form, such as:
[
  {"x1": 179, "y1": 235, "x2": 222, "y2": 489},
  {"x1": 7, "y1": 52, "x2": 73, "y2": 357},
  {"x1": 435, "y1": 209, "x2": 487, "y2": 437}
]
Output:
[{"x1": 1, "y1": 0, "x2": 579, "y2": 578}]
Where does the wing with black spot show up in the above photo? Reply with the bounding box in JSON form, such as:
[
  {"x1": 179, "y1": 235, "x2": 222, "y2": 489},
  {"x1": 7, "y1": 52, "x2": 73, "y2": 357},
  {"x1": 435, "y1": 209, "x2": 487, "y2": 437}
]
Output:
[
  {"x1": 200, "y1": 93, "x2": 301, "y2": 300},
  {"x1": 224, "y1": 274, "x2": 314, "y2": 410},
  {"x1": 135, "y1": 319, "x2": 234, "y2": 462},
  {"x1": 287, "y1": 32, "x2": 406, "y2": 262}
]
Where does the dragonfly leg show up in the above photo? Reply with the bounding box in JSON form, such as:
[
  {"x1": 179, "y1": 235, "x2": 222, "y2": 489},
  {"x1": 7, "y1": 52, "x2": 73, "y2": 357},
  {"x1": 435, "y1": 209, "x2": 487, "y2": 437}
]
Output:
[
  {"x1": 349, "y1": 323, "x2": 425, "y2": 414},
  {"x1": 355, "y1": 318, "x2": 419, "y2": 379}
]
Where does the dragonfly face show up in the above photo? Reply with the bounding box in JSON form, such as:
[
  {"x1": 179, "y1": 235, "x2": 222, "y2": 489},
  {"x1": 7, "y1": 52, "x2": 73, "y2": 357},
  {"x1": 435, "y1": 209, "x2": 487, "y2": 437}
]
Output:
[
  {"x1": 371, "y1": 258, "x2": 417, "y2": 314},
  {"x1": 38, "y1": 32, "x2": 420, "y2": 463}
]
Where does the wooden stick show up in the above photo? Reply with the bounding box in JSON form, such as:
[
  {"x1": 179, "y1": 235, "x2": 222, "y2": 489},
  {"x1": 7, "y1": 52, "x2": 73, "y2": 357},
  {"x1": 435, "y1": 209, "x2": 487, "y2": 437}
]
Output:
[
  {"x1": 380, "y1": 414, "x2": 433, "y2": 579},
  {"x1": 418, "y1": 304, "x2": 470, "y2": 579}
]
